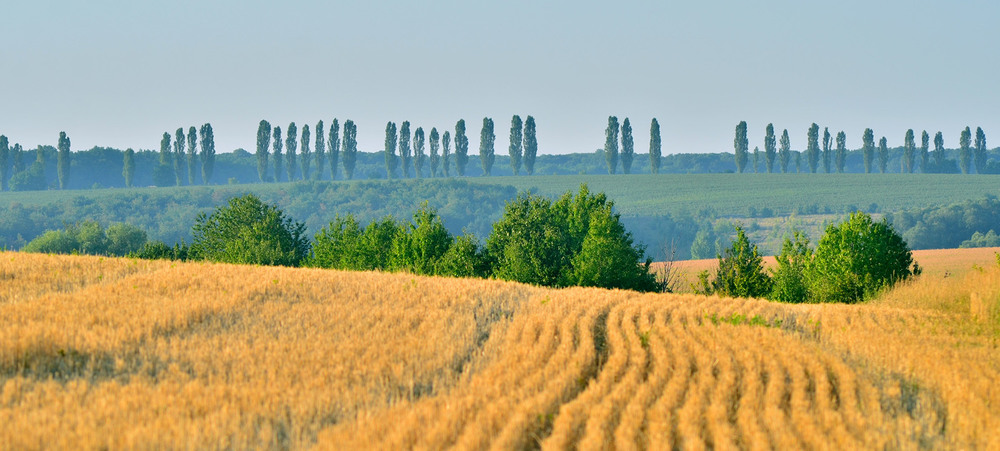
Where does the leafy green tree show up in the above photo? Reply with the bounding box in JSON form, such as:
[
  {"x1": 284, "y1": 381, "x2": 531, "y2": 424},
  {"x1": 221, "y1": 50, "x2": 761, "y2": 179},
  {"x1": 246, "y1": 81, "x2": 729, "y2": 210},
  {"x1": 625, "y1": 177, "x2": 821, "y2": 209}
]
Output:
[
  {"x1": 454, "y1": 119, "x2": 469, "y2": 176},
  {"x1": 567, "y1": 201, "x2": 656, "y2": 291},
  {"x1": 733, "y1": 121, "x2": 748, "y2": 173},
  {"x1": 342, "y1": 119, "x2": 358, "y2": 179},
  {"x1": 441, "y1": 130, "x2": 451, "y2": 177},
  {"x1": 389, "y1": 205, "x2": 453, "y2": 275},
  {"x1": 173, "y1": 128, "x2": 186, "y2": 185},
  {"x1": 384, "y1": 121, "x2": 398, "y2": 179},
  {"x1": 272, "y1": 126, "x2": 283, "y2": 182},
  {"x1": 285, "y1": 122, "x2": 298, "y2": 181},
  {"x1": 809, "y1": 212, "x2": 916, "y2": 303},
  {"x1": 187, "y1": 126, "x2": 198, "y2": 184},
  {"x1": 12, "y1": 143, "x2": 24, "y2": 174},
  {"x1": 523, "y1": 116, "x2": 537, "y2": 175},
  {"x1": 862, "y1": 128, "x2": 875, "y2": 173},
  {"x1": 480, "y1": 117, "x2": 495, "y2": 176},
  {"x1": 806, "y1": 123, "x2": 819, "y2": 173},
  {"x1": 920, "y1": 130, "x2": 930, "y2": 173},
  {"x1": 649, "y1": 118, "x2": 662, "y2": 174},
  {"x1": 974, "y1": 127, "x2": 987, "y2": 174},
  {"x1": 621, "y1": 117, "x2": 635, "y2": 174},
  {"x1": 23, "y1": 220, "x2": 141, "y2": 256},
  {"x1": 413, "y1": 127, "x2": 425, "y2": 178},
  {"x1": 429, "y1": 127, "x2": 440, "y2": 178},
  {"x1": 604, "y1": 116, "x2": 620, "y2": 174},
  {"x1": 312, "y1": 214, "x2": 400, "y2": 271},
  {"x1": 199, "y1": 123, "x2": 215, "y2": 184},
  {"x1": 256, "y1": 120, "x2": 272, "y2": 182},
  {"x1": 9, "y1": 151, "x2": 45, "y2": 191},
  {"x1": 154, "y1": 132, "x2": 175, "y2": 187},
  {"x1": 764, "y1": 123, "x2": 776, "y2": 173},
  {"x1": 933, "y1": 131, "x2": 945, "y2": 170},
  {"x1": 300, "y1": 124, "x2": 312, "y2": 180},
  {"x1": 0, "y1": 135, "x2": 9, "y2": 191},
  {"x1": 399, "y1": 121, "x2": 412, "y2": 178},
  {"x1": 779, "y1": 129, "x2": 791, "y2": 173},
  {"x1": 508, "y1": 115, "x2": 523, "y2": 175},
  {"x1": 903, "y1": 129, "x2": 915, "y2": 173},
  {"x1": 836, "y1": 131, "x2": 847, "y2": 173},
  {"x1": 959, "y1": 126, "x2": 972, "y2": 174},
  {"x1": 189, "y1": 193, "x2": 309, "y2": 266},
  {"x1": 106, "y1": 223, "x2": 148, "y2": 256},
  {"x1": 56, "y1": 131, "x2": 71, "y2": 189},
  {"x1": 752, "y1": 146, "x2": 759, "y2": 173},
  {"x1": 437, "y1": 234, "x2": 488, "y2": 278},
  {"x1": 328, "y1": 119, "x2": 340, "y2": 180},
  {"x1": 769, "y1": 231, "x2": 812, "y2": 303},
  {"x1": 314, "y1": 120, "x2": 325, "y2": 180},
  {"x1": 878, "y1": 136, "x2": 888, "y2": 173},
  {"x1": 822, "y1": 127, "x2": 832, "y2": 173},
  {"x1": 122, "y1": 148, "x2": 135, "y2": 188},
  {"x1": 712, "y1": 225, "x2": 772, "y2": 298}
]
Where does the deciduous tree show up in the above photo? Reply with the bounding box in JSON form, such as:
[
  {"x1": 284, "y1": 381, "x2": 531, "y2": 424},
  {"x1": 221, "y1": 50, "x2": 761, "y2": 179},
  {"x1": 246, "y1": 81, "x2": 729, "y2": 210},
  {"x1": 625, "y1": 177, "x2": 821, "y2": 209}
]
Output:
[
  {"x1": 903, "y1": 129, "x2": 915, "y2": 173},
  {"x1": 523, "y1": 116, "x2": 537, "y2": 175},
  {"x1": 342, "y1": 119, "x2": 358, "y2": 179},
  {"x1": 429, "y1": 127, "x2": 440, "y2": 178},
  {"x1": 920, "y1": 130, "x2": 930, "y2": 173},
  {"x1": 862, "y1": 128, "x2": 875, "y2": 173},
  {"x1": 822, "y1": 127, "x2": 832, "y2": 173},
  {"x1": 199, "y1": 123, "x2": 215, "y2": 184},
  {"x1": 480, "y1": 117, "x2": 495, "y2": 176},
  {"x1": 779, "y1": 129, "x2": 791, "y2": 173},
  {"x1": 0, "y1": 135, "x2": 8, "y2": 191},
  {"x1": 399, "y1": 121, "x2": 412, "y2": 178},
  {"x1": 315, "y1": 120, "x2": 326, "y2": 180},
  {"x1": 509, "y1": 115, "x2": 523, "y2": 175},
  {"x1": 285, "y1": 122, "x2": 298, "y2": 181},
  {"x1": 123, "y1": 148, "x2": 135, "y2": 188},
  {"x1": 959, "y1": 126, "x2": 971, "y2": 174},
  {"x1": 57, "y1": 131, "x2": 70, "y2": 189},
  {"x1": 806, "y1": 123, "x2": 819, "y2": 173},
  {"x1": 441, "y1": 130, "x2": 451, "y2": 177},
  {"x1": 621, "y1": 117, "x2": 635, "y2": 174},
  {"x1": 649, "y1": 118, "x2": 661, "y2": 174},
  {"x1": 256, "y1": 120, "x2": 271, "y2": 182},
  {"x1": 764, "y1": 123, "x2": 776, "y2": 173},
  {"x1": 173, "y1": 128, "x2": 185, "y2": 185},
  {"x1": 384, "y1": 121, "x2": 397, "y2": 179},
  {"x1": 604, "y1": 116, "x2": 619, "y2": 174},
  {"x1": 933, "y1": 131, "x2": 945, "y2": 170},
  {"x1": 187, "y1": 126, "x2": 198, "y2": 184},
  {"x1": 413, "y1": 127, "x2": 425, "y2": 178},
  {"x1": 272, "y1": 126, "x2": 283, "y2": 182},
  {"x1": 836, "y1": 131, "x2": 847, "y2": 173},
  {"x1": 328, "y1": 119, "x2": 340, "y2": 180},
  {"x1": 974, "y1": 127, "x2": 987, "y2": 174},
  {"x1": 300, "y1": 124, "x2": 312, "y2": 180},
  {"x1": 455, "y1": 119, "x2": 469, "y2": 176},
  {"x1": 878, "y1": 136, "x2": 888, "y2": 173}
]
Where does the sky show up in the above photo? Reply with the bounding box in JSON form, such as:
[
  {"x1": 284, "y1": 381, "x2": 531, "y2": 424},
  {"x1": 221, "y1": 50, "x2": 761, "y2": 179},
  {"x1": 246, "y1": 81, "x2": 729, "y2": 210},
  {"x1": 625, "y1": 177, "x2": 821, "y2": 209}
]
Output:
[{"x1": 2, "y1": 0, "x2": 999, "y2": 156}]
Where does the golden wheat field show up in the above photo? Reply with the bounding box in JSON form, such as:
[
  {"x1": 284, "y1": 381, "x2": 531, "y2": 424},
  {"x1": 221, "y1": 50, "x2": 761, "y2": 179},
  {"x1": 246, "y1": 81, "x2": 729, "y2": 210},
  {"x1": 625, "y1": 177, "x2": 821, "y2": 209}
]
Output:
[{"x1": 1, "y1": 251, "x2": 999, "y2": 449}]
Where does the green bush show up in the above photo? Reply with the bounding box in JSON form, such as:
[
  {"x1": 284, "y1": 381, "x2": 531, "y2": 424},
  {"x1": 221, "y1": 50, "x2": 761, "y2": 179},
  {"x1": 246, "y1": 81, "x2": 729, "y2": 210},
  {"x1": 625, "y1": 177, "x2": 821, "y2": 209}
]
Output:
[
  {"x1": 23, "y1": 229, "x2": 79, "y2": 254},
  {"x1": 711, "y1": 225, "x2": 771, "y2": 298},
  {"x1": 436, "y1": 234, "x2": 488, "y2": 278},
  {"x1": 189, "y1": 194, "x2": 309, "y2": 266},
  {"x1": 21, "y1": 220, "x2": 145, "y2": 256},
  {"x1": 105, "y1": 223, "x2": 148, "y2": 256},
  {"x1": 131, "y1": 240, "x2": 188, "y2": 261},
  {"x1": 769, "y1": 231, "x2": 812, "y2": 303},
  {"x1": 390, "y1": 206, "x2": 453, "y2": 275}
]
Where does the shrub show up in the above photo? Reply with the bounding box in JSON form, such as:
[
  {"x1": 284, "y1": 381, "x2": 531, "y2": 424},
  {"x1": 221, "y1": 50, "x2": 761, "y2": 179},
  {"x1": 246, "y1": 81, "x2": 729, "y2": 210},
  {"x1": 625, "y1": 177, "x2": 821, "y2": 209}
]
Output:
[
  {"x1": 131, "y1": 240, "x2": 188, "y2": 261},
  {"x1": 23, "y1": 229, "x2": 79, "y2": 254},
  {"x1": 105, "y1": 223, "x2": 148, "y2": 256},
  {"x1": 769, "y1": 231, "x2": 812, "y2": 303},
  {"x1": 390, "y1": 205, "x2": 453, "y2": 275},
  {"x1": 436, "y1": 234, "x2": 489, "y2": 278},
  {"x1": 712, "y1": 225, "x2": 771, "y2": 298},
  {"x1": 189, "y1": 194, "x2": 309, "y2": 266},
  {"x1": 568, "y1": 203, "x2": 657, "y2": 291}
]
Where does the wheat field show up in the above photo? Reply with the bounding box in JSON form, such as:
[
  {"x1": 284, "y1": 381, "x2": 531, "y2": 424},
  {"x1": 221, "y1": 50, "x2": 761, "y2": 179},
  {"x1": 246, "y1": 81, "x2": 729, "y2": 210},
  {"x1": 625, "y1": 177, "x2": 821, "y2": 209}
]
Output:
[{"x1": 1, "y1": 251, "x2": 999, "y2": 449}]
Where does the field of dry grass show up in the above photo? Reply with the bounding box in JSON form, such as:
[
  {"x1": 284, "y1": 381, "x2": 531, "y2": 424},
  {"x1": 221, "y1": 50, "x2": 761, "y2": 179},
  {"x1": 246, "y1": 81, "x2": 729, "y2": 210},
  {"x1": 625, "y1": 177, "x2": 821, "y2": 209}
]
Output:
[{"x1": 2, "y1": 251, "x2": 999, "y2": 449}]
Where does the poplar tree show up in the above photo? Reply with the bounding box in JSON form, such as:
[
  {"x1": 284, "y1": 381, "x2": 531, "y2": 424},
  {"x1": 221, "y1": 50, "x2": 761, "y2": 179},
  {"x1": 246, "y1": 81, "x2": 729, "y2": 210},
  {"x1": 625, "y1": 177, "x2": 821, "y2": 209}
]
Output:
[
  {"x1": 878, "y1": 136, "x2": 889, "y2": 173},
  {"x1": 806, "y1": 123, "x2": 819, "y2": 173},
  {"x1": 959, "y1": 126, "x2": 971, "y2": 174},
  {"x1": 604, "y1": 116, "x2": 619, "y2": 174},
  {"x1": 523, "y1": 116, "x2": 537, "y2": 175},
  {"x1": 920, "y1": 130, "x2": 930, "y2": 173},
  {"x1": 314, "y1": 120, "x2": 325, "y2": 180},
  {"x1": 399, "y1": 121, "x2": 412, "y2": 178},
  {"x1": 974, "y1": 127, "x2": 987, "y2": 174},
  {"x1": 621, "y1": 117, "x2": 635, "y2": 174},
  {"x1": 442, "y1": 130, "x2": 451, "y2": 176},
  {"x1": 734, "y1": 121, "x2": 748, "y2": 173},
  {"x1": 933, "y1": 131, "x2": 945, "y2": 170},
  {"x1": 187, "y1": 126, "x2": 198, "y2": 184},
  {"x1": 429, "y1": 127, "x2": 440, "y2": 177},
  {"x1": 764, "y1": 123, "x2": 776, "y2": 173},
  {"x1": 903, "y1": 129, "x2": 915, "y2": 173},
  {"x1": 328, "y1": 119, "x2": 340, "y2": 180},
  {"x1": 862, "y1": 128, "x2": 875, "y2": 173},
  {"x1": 173, "y1": 128, "x2": 186, "y2": 185},
  {"x1": 509, "y1": 115, "x2": 523, "y2": 175},
  {"x1": 12, "y1": 143, "x2": 24, "y2": 174},
  {"x1": 56, "y1": 131, "x2": 71, "y2": 189},
  {"x1": 455, "y1": 119, "x2": 469, "y2": 176},
  {"x1": 156, "y1": 132, "x2": 174, "y2": 186},
  {"x1": 300, "y1": 124, "x2": 312, "y2": 180},
  {"x1": 0, "y1": 135, "x2": 8, "y2": 191},
  {"x1": 123, "y1": 148, "x2": 135, "y2": 188},
  {"x1": 342, "y1": 119, "x2": 357, "y2": 179},
  {"x1": 384, "y1": 121, "x2": 397, "y2": 179},
  {"x1": 752, "y1": 146, "x2": 760, "y2": 173},
  {"x1": 286, "y1": 122, "x2": 298, "y2": 181},
  {"x1": 273, "y1": 126, "x2": 283, "y2": 182},
  {"x1": 413, "y1": 127, "x2": 425, "y2": 178},
  {"x1": 779, "y1": 129, "x2": 790, "y2": 173},
  {"x1": 256, "y1": 120, "x2": 272, "y2": 182},
  {"x1": 199, "y1": 123, "x2": 215, "y2": 184},
  {"x1": 822, "y1": 127, "x2": 832, "y2": 173},
  {"x1": 480, "y1": 117, "x2": 495, "y2": 176},
  {"x1": 836, "y1": 131, "x2": 847, "y2": 173},
  {"x1": 649, "y1": 118, "x2": 661, "y2": 174}
]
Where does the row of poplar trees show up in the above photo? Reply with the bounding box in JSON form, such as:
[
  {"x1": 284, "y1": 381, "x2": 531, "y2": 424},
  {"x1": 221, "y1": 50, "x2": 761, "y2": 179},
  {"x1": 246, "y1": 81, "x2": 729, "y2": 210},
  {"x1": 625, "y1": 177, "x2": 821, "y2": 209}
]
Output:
[
  {"x1": 255, "y1": 116, "x2": 539, "y2": 181},
  {"x1": 603, "y1": 117, "x2": 664, "y2": 174},
  {"x1": 734, "y1": 122, "x2": 991, "y2": 174},
  {"x1": 147, "y1": 124, "x2": 217, "y2": 187},
  {"x1": 0, "y1": 132, "x2": 71, "y2": 191}
]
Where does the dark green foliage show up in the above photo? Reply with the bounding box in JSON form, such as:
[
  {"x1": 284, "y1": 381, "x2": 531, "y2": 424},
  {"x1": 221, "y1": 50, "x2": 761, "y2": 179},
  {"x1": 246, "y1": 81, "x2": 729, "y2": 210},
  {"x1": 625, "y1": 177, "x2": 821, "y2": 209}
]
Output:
[
  {"x1": 649, "y1": 119, "x2": 661, "y2": 174},
  {"x1": 154, "y1": 132, "x2": 175, "y2": 187},
  {"x1": 769, "y1": 231, "x2": 812, "y2": 303},
  {"x1": 300, "y1": 124, "x2": 312, "y2": 181},
  {"x1": 479, "y1": 117, "x2": 495, "y2": 176},
  {"x1": 920, "y1": 130, "x2": 930, "y2": 173},
  {"x1": 173, "y1": 128, "x2": 186, "y2": 186},
  {"x1": 961, "y1": 230, "x2": 1000, "y2": 248},
  {"x1": 413, "y1": 127, "x2": 425, "y2": 178},
  {"x1": 933, "y1": 131, "x2": 945, "y2": 169},
  {"x1": 315, "y1": 120, "x2": 326, "y2": 181},
  {"x1": 523, "y1": 116, "x2": 537, "y2": 176},
  {"x1": 509, "y1": 115, "x2": 523, "y2": 175},
  {"x1": 903, "y1": 129, "x2": 915, "y2": 173},
  {"x1": 256, "y1": 120, "x2": 272, "y2": 182},
  {"x1": 711, "y1": 225, "x2": 772, "y2": 298},
  {"x1": 12, "y1": 143, "x2": 24, "y2": 174},
  {"x1": 888, "y1": 196, "x2": 1000, "y2": 250},
  {"x1": 621, "y1": 118, "x2": 635, "y2": 174},
  {"x1": 734, "y1": 121, "x2": 748, "y2": 173},
  {"x1": 429, "y1": 127, "x2": 440, "y2": 178},
  {"x1": 199, "y1": 123, "x2": 215, "y2": 184},
  {"x1": 272, "y1": 126, "x2": 283, "y2": 182},
  {"x1": 764, "y1": 123, "x2": 776, "y2": 173},
  {"x1": 389, "y1": 205, "x2": 453, "y2": 275},
  {"x1": 959, "y1": 126, "x2": 971, "y2": 174},
  {"x1": 441, "y1": 131, "x2": 451, "y2": 177},
  {"x1": 187, "y1": 126, "x2": 198, "y2": 185},
  {"x1": 384, "y1": 122, "x2": 397, "y2": 179},
  {"x1": 862, "y1": 128, "x2": 875, "y2": 173},
  {"x1": 878, "y1": 136, "x2": 888, "y2": 173},
  {"x1": 57, "y1": 131, "x2": 70, "y2": 190},
  {"x1": 454, "y1": 119, "x2": 469, "y2": 176},
  {"x1": 437, "y1": 234, "x2": 488, "y2": 278},
  {"x1": 23, "y1": 220, "x2": 147, "y2": 256},
  {"x1": 328, "y1": 119, "x2": 339, "y2": 180},
  {"x1": 974, "y1": 127, "x2": 987, "y2": 174},
  {"x1": 604, "y1": 116, "x2": 619, "y2": 174},
  {"x1": 0, "y1": 135, "x2": 9, "y2": 191},
  {"x1": 752, "y1": 147, "x2": 759, "y2": 173},
  {"x1": 836, "y1": 131, "x2": 847, "y2": 173},
  {"x1": 132, "y1": 240, "x2": 188, "y2": 261},
  {"x1": 822, "y1": 127, "x2": 832, "y2": 173},
  {"x1": 806, "y1": 123, "x2": 819, "y2": 173},
  {"x1": 567, "y1": 201, "x2": 655, "y2": 291},
  {"x1": 399, "y1": 121, "x2": 412, "y2": 178},
  {"x1": 311, "y1": 214, "x2": 400, "y2": 271},
  {"x1": 123, "y1": 148, "x2": 135, "y2": 188},
  {"x1": 285, "y1": 122, "x2": 298, "y2": 181},
  {"x1": 342, "y1": 120, "x2": 358, "y2": 179},
  {"x1": 779, "y1": 129, "x2": 790, "y2": 173},
  {"x1": 8, "y1": 160, "x2": 45, "y2": 191},
  {"x1": 809, "y1": 212, "x2": 915, "y2": 303},
  {"x1": 105, "y1": 223, "x2": 148, "y2": 256},
  {"x1": 189, "y1": 193, "x2": 309, "y2": 266}
]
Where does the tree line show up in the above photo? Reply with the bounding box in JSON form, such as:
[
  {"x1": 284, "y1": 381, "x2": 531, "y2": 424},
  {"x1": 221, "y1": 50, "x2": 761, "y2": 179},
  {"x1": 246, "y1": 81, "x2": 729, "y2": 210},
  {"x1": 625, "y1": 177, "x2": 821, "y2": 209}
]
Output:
[{"x1": 734, "y1": 122, "x2": 995, "y2": 174}]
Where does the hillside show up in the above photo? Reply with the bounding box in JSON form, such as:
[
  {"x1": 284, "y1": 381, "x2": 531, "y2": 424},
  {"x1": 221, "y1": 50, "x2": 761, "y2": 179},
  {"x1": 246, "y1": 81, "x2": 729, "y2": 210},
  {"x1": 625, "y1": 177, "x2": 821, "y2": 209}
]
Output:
[{"x1": 1, "y1": 252, "x2": 999, "y2": 449}]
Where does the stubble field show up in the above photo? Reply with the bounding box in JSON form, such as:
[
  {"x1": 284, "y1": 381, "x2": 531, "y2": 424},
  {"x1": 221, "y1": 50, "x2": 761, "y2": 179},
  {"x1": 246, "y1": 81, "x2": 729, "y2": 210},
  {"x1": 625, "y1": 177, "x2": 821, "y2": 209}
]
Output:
[{"x1": 1, "y1": 251, "x2": 999, "y2": 449}]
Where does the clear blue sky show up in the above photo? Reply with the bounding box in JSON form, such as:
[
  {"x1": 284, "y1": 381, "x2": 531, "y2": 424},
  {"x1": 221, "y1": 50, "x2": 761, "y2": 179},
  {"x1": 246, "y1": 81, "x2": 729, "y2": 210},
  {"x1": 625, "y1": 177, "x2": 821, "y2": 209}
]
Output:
[{"x1": 2, "y1": 0, "x2": 998, "y2": 155}]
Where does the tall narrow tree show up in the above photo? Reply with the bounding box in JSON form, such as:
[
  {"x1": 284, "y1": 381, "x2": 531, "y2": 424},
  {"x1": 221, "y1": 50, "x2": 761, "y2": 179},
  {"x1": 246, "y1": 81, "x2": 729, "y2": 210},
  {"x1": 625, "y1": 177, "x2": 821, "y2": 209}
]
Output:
[
  {"x1": 480, "y1": 117, "x2": 495, "y2": 176},
  {"x1": 779, "y1": 129, "x2": 791, "y2": 173},
  {"x1": 256, "y1": 120, "x2": 272, "y2": 182},
  {"x1": 384, "y1": 121, "x2": 397, "y2": 179},
  {"x1": 314, "y1": 120, "x2": 326, "y2": 180},
  {"x1": 733, "y1": 121, "x2": 748, "y2": 173},
  {"x1": 933, "y1": 131, "x2": 945, "y2": 170},
  {"x1": 621, "y1": 117, "x2": 635, "y2": 174},
  {"x1": 328, "y1": 119, "x2": 339, "y2": 180},
  {"x1": 649, "y1": 118, "x2": 661, "y2": 174},
  {"x1": 752, "y1": 146, "x2": 760, "y2": 173},
  {"x1": 974, "y1": 127, "x2": 987, "y2": 174},
  {"x1": 764, "y1": 123, "x2": 776, "y2": 173},
  {"x1": 300, "y1": 124, "x2": 312, "y2": 180},
  {"x1": 509, "y1": 115, "x2": 523, "y2": 175},
  {"x1": 523, "y1": 116, "x2": 537, "y2": 175},
  {"x1": 272, "y1": 126, "x2": 283, "y2": 182},
  {"x1": 399, "y1": 121, "x2": 412, "y2": 178},
  {"x1": 795, "y1": 151, "x2": 803, "y2": 173},
  {"x1": 878, "y1": 136, "x2": 889, "y2": 173},
  {"x1": 822, "y1": 127, "x2": 832, "y2": 173},
  {"x1": 173, "y1": 128, "x2": 186, "y2": 185},
  {"x1": 0, "y1": 135, "x2": 8, "y2": 191},
  {"x1": 806, "y1": 123, "x2": 819, "y2": 173},
  {"x1": 862, "y1": 128, "x2": 875, "y2": 173},
  {"x1": 156, "y1": 132, "x2": 174, "y2": 186},
  {"x1": 959, "y1": 126, "x2": 972, "y2": 174},
  {"x1": 836, "y1": 131, "x2": 847, "y2": 173},
  {"x1": 604, "y1": 116, "x2": 619, "y2": 174},
  {"x1": 12, "y1": 143, "x2": 24, "y2": 174},
  {"x1": 286, "y1": 122, "x2": 298, "y2": 181},
  {"x1": 159, "y1": 132, "x2": 172, "y2": 167},
  {"x1": 56, "y1": 131, "x2": 71, "y2": 189},
  {"x1": 903, "y1": 129, "x2": 915, "y2": 173},
  {"x1": 429, "y1": 127, "x2": 440, "y2": 178},
  {"x1": 123, "y1": 148, "x2": 135, "y2": 188},
  {"x1": 187, "y1": 126, "x2": 198, "y2": 184},
  {"x1": 920, "y1": 130, "x2": 930, "y2": 173},
  {"x1": 455, "y1": 119, "x2": 469, "y2": 176},
  {"x1": 413, "y1": 127, "x2": 425, "y2": 178},
  {"x1": 199, "y1": 123, "x2": 215, "y2": 184},
  {"x1": 342, "y1": 120, "x2": 357, "y2": 179},
  {"x1": 442, "y1": 130, "x2": 451, "y2": 176}
]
